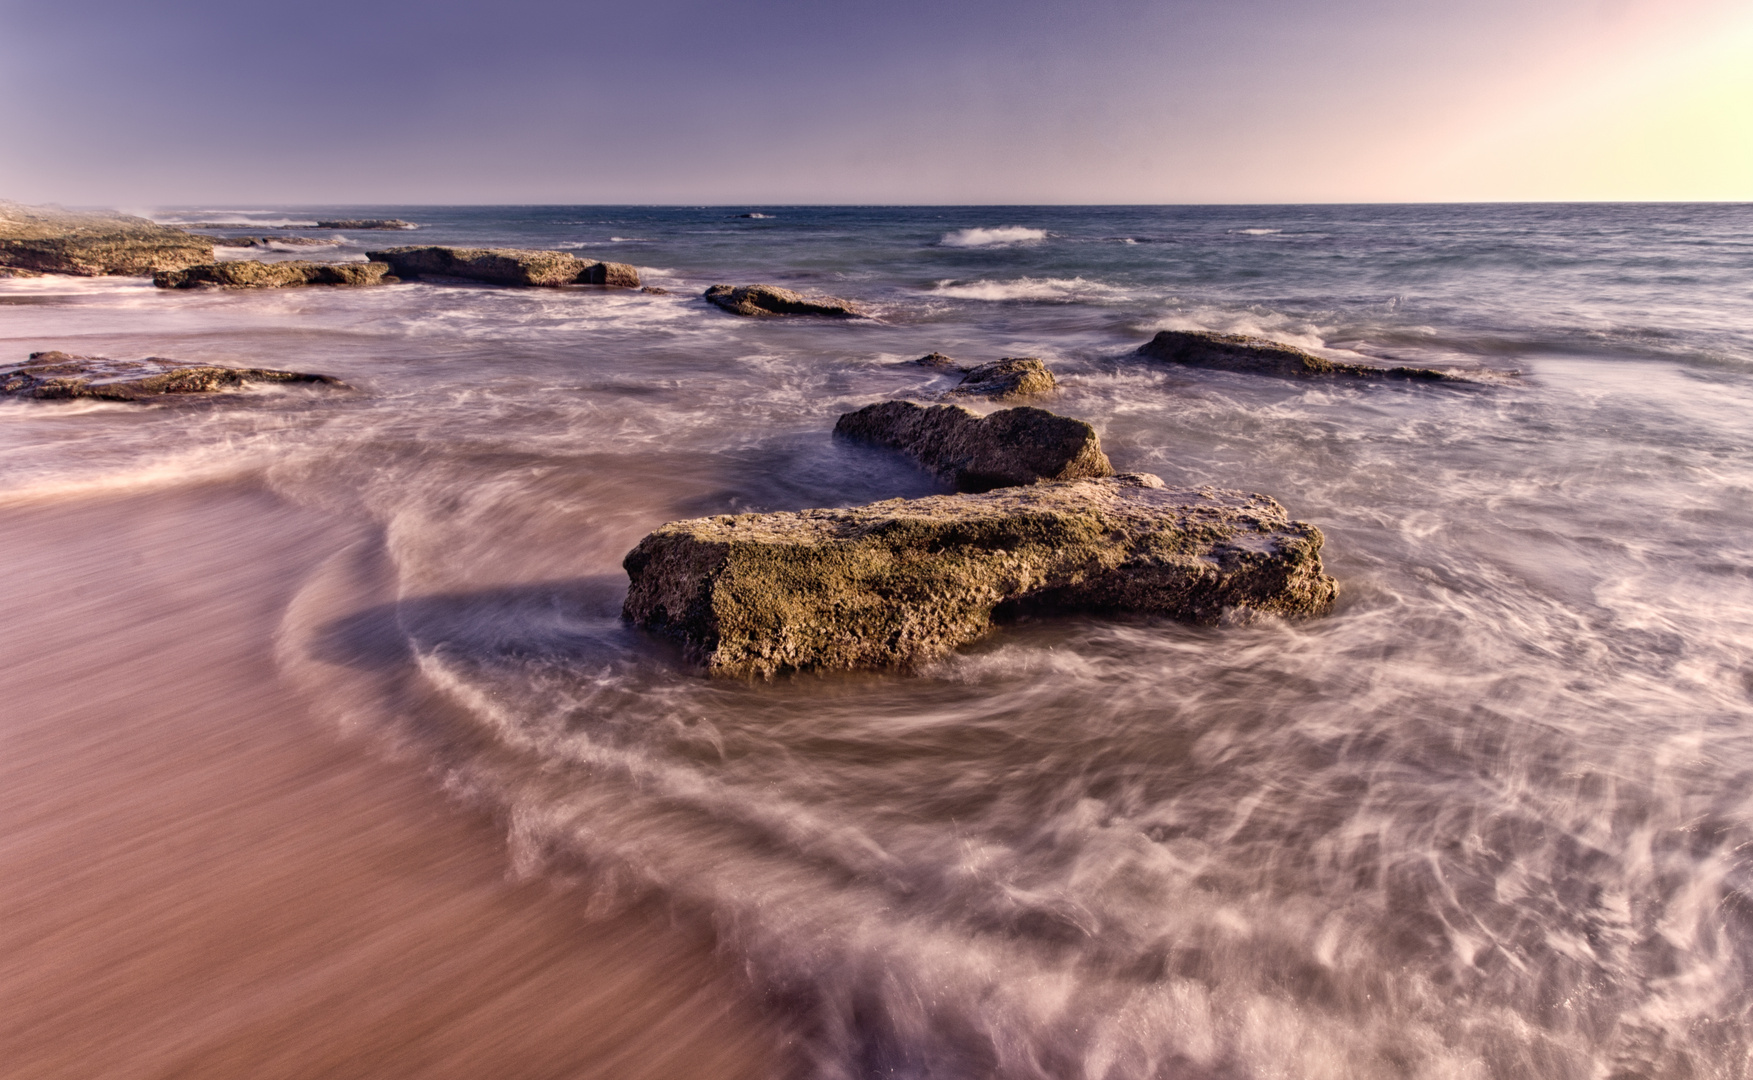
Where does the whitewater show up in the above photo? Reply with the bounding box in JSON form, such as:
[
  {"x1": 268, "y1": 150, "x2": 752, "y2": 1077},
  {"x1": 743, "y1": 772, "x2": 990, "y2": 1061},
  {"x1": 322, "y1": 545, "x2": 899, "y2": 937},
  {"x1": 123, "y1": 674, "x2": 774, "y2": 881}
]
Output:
[{"x1": 3, "y1": 203, "x2": 1752, "y2": 1080}]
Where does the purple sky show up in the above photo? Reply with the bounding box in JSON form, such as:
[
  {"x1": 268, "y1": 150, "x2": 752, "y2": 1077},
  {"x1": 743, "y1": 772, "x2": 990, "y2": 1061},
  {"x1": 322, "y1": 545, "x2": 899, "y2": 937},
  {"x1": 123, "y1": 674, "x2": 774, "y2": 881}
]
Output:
[{"x1": 1, "y1": 0, "x2": 1745, "y2": 204}]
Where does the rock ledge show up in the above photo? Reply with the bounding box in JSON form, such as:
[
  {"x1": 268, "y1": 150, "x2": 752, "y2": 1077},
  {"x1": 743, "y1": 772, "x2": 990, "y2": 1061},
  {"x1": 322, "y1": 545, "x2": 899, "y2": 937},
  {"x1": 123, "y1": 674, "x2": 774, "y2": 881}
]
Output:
[
  {"x1": 0, "y1": 202, "x2": 212, "y2": 277},
  {"x1": 623, "y1": 475, "x2": 1338, "y2": 676},
  {"x1": 1138, "y1": 330, "x2": 1450, "y2": 380},
  {"x1": 1, "y1": 352, "x2": 344, "y2": 401},
  {"x1": 154, "y1": 261, "x2": 392, "y2": 289},
  {"x1": 366, "y1": 246, "x2": 638, "y2": 288}
]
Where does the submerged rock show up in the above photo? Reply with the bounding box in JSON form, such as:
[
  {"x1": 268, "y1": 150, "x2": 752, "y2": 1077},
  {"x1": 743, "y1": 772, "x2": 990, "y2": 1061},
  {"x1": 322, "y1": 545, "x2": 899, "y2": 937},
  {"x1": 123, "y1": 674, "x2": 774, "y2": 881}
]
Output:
[
  {"x1": 153, "y1": 261, "x2": 393, "y2": 289},
  {"x1": 0, "y1": 351, "x2": 344, "y2": 401},
  {"x1": 1137, "y1": 330, "x2": 1450, "y2": 380},
  {"x1": 0, "y1": 201, "x2": 212, "y2": 277},
  {"x1": 834, "y1": 400, "x2": 1112, "y2": 492},
  {"x1": 207, "y1": 235, "x2": 340, "y2": 248},
  {"x1": 911, "y1": 352, "x2": 964, "y2": 370},
  {"x1": 177, "y1": 220, "x2": 417, "y2": 231},
  {"x1": 704, "y1": 284, "x2": 862, "y2": 317},
  {"x1": 949, "y1": 357, "x2": 1056, "y2": 400},
  {"x1": 641, "y1": 285, "x2": 672, "y2": 295},
  {"x1": 622, "y1": 474, "x2": 1338, "y2": 676},
  {"x1": 314, "y1": 219, "x2": 416, "y2": 230},
  {"x1": 366, "y1": 246, "x2": 639, "y2": 288}
]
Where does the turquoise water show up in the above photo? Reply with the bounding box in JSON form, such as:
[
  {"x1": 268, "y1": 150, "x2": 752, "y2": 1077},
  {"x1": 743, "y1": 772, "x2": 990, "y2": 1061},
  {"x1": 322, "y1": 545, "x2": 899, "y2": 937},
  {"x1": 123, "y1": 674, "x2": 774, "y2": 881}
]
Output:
[{"x1": 6, "y1": 203, "x2": 1753, "y2": 1079}]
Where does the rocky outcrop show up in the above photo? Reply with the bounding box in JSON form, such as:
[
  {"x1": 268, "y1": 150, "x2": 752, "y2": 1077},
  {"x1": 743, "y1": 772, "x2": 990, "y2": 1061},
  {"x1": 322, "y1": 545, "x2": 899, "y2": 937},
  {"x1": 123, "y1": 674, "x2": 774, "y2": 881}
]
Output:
[
  {"x1": 179, "y1": 220, "x2": 417, "y2": 231},
  {"x1": 912, "y1": 352, "x2": 963, "y2": 370},
  {"x1": 703, "y1": 284, "x2": 862, "y2": 317},
  {"x1": 948, "y1": 357, "x2": 1056, "y2": 400},
  {"x1": 208, "y1": 236, "x2": 339, "y2": 248},
  {"x1": 314, "y1": 219, "x2": 415, "y2": 230},
  {"x1": 834, "y1": 401, "x2": 1112, "y2": 492},
  {"x1": 153, "y1": 261, "x2": 393, "y2": 289},
  {"x1": 622, "y1": 474, "x2": 1338, "y2": 676},
  {"x1": 1137, "y1": 330, "x2": 1450, "y2": 380},
  {"x1": 1, "y1": 352, "x2": 344, "y2": 401},
  {"x1": 366, "y1": 246, "x2": 639, "y2": 288},
  {"x1": 0, "y1": 202, "x2": 212, "y2": 277}
]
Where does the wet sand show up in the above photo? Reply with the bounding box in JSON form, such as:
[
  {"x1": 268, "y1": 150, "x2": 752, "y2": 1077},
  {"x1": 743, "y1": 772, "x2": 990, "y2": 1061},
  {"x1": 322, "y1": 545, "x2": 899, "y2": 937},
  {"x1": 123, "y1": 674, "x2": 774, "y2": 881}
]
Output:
[{"x1": 0, "y1": 481, "x2": 785, "y2": 1080}]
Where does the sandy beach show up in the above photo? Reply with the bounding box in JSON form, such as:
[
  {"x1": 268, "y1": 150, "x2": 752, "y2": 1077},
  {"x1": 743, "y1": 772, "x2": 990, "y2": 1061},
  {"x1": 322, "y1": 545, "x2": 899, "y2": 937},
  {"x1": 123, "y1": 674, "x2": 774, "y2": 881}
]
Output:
[{"x1": 0, "y1": 480, "x2": 785, "y2": 1080}]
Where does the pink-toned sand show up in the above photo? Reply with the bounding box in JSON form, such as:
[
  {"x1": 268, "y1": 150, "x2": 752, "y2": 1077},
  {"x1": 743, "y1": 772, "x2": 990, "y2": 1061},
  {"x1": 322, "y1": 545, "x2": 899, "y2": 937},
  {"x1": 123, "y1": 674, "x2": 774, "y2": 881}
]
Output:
[{"x1": 0, "y1": 483, "x2": 785, "y2": 1080}]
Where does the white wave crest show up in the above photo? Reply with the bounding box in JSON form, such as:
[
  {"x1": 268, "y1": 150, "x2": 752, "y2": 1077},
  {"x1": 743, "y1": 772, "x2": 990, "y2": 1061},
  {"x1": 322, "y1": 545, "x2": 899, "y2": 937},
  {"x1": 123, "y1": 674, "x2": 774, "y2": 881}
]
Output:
[
  {"x1": 939, "y1": 227, "x2": 1047, "y2": 248},
  {"x1": 1233, "y1": 228, "x2": 1282, "y2": 236},
  {"x1": 931, "y1": 276, "x2": 1120, "y2": 302}
]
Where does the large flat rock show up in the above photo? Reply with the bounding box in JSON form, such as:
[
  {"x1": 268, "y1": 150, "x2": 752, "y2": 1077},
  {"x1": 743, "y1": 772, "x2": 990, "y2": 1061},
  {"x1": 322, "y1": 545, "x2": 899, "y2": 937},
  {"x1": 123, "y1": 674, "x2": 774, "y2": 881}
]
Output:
[
  {"x1": 0, "y1": 202, "x2": 213, "y2": 277},
  {"x1": 154, "y1": 261, "x2": 392, "y2": 289},
  {"x1": 365, "y1": 246, "x2": 639, "y2": 287},
  {"x1": 1138, "y1": 330, "x2": 1450, "y2": 380},
  {"x1": 834, "y1": 401, "x2": 1112, "y2": 492},
  {"x1": 623, "y1": 474, "x2": 1338, "y2": 677},
  {"x1": 1, "y1": 352, "x2": 344, "y2": 401},
  {"x1": 313, "y1": 219, "x2": 416, "y2": 229}
]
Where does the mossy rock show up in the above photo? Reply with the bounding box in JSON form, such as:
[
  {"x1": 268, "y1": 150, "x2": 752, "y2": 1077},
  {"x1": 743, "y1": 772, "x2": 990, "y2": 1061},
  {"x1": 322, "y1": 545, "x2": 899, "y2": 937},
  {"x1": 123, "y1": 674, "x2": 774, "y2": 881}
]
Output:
[
  {"x1": 623, "y1": 474, "x2": 1338, "y2": 677},
  {"x1": 1, "y1": 352, "x2": 345, "y2": 401}
]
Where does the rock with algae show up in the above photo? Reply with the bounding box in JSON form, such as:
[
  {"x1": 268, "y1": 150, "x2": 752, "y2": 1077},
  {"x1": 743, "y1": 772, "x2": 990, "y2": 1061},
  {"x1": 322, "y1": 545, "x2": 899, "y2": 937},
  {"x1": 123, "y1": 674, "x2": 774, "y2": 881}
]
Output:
[
  {"x1": 0, "y1": 352, "x2": 344, "y2": 401},
  {"x1": 0, "y1": 201, "x2": 212, "y2": 277},
  {"x1": 366, "y1": 246, "x2": 639, "y2": 287},
  {"x1": 623, "y1": 474, "x2": 1338, "y2": 677},
  {"x1": 703, "y1": 283, "x2": 862, "y2": 317},
  {"x1": 154, "y1": 261, "x2": 393, "y2": 289}
]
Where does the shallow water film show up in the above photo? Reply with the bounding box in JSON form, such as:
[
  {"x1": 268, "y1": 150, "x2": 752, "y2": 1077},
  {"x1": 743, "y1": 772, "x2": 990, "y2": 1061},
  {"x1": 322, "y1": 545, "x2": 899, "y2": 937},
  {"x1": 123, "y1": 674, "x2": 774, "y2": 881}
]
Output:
[{"x1": 4, "y1": 204, "x2": 1753, "y2": 1080}]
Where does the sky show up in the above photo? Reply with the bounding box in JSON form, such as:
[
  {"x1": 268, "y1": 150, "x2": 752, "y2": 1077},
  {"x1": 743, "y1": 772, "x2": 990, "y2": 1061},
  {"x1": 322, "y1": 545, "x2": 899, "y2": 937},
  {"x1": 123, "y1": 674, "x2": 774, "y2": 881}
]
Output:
[{"x1": 0, "y1": 0, "x2": 1747, "y2": 205}]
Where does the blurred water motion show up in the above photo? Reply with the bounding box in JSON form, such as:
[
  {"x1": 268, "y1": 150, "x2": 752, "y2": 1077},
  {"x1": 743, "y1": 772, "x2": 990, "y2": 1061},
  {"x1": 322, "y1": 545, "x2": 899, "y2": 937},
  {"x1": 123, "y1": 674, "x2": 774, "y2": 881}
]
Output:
[{"x1": 4, "y1": 204, "x2": 1753, "y2": 1079}]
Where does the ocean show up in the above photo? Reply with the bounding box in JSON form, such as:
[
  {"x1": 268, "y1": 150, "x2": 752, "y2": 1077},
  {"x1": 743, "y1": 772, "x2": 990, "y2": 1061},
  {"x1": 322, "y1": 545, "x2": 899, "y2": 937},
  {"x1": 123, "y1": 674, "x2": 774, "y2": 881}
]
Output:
[{"x1": 4, "y1": 203, "x2": 1752, "y2": 1079}]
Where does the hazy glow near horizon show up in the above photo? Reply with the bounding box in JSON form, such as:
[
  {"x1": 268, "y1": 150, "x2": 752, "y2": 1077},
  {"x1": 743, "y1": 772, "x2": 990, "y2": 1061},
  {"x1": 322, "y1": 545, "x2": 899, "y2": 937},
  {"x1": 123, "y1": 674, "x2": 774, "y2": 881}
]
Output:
[
  {"x1": 0, "y1": 0, "x2": 1746, "y2": 204},
  {"x1": 1426, "y1": 6, "x2": 1753, "y2": 201}
]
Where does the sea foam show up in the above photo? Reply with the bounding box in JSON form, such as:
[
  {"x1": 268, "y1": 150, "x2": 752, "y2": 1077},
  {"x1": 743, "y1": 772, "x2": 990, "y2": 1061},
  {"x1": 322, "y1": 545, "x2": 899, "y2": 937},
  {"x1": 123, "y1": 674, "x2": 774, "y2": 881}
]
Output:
[
  {"x1": 939, "y1": 227, "x2": 1047, "y2": 248},
  {"x1": 931, "y1": 276, "x2": 1121, "y2": 302}
]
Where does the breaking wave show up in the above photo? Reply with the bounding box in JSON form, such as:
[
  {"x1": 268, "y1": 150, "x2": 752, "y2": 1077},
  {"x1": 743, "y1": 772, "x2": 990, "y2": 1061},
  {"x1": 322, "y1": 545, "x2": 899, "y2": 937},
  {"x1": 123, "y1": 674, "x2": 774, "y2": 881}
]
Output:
[
  {"x1": 931, "y1": 276, "x2": 1124, "y2": 302},
  {"x1": 939, "y1": 227, "x2": 1048, "y2": 248}
]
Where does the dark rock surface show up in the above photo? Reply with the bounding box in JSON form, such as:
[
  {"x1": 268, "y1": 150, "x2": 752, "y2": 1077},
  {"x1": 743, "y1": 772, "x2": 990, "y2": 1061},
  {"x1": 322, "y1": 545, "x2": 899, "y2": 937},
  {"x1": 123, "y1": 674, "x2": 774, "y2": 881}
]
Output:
[
  {"x1": 911, "y1": 352, "x2": 964, "y2": 370},
  {"x1": 154, "y1": 261, "x2": 393, "y2": 289},
  {"x1": 0, "y1": 202, "x2": 213, "y2": 277},
  {"x1": 314, "y1": 219, "x2": 416, "y2": 230},
  {"x1": 1, "y1": 352, "x2": 344, "y2": 401},
  {"x1": 178, "y1": 220, "x2": 417, "y2": 231},
  {"x1": 703, "y1": 284, "x2": 862, "y2": 317},
  {"x1": 622, "y1": 474, "x2": 1339, "y2": 676},
  {"x1": 641, "y1": 286, "x2": 672, "y2": 295},
  {"x1": 208, "y1": 236, "x2": 339, "y2": 248},
  {"x1": 834, "y1": 400, "x2": 1113, "y2": 492},
  {"x1": 949, "y1": 357, "x2": 1057, "y2": 400},
  {"x1": 1137, "y1": 330, "x2": 1451, "y2": 380},
  {"x1": 366, "y1": 246, "x2": 639, "y2": 288}
]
